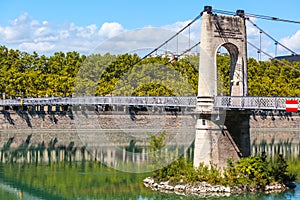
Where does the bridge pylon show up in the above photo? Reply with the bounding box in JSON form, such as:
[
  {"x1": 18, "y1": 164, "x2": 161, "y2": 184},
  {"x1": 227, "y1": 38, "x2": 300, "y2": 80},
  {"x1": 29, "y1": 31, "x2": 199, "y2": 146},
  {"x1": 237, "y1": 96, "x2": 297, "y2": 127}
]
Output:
[{"x1": 194, "y1": 6, "x2": 250, "y2": 168}]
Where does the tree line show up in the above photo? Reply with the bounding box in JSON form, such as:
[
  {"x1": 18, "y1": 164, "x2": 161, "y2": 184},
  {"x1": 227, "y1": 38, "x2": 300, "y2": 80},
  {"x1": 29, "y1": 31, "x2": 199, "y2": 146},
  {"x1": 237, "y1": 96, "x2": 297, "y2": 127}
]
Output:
[{"x1": 0, "y1": 45, "x2": 299, "y2": 98}]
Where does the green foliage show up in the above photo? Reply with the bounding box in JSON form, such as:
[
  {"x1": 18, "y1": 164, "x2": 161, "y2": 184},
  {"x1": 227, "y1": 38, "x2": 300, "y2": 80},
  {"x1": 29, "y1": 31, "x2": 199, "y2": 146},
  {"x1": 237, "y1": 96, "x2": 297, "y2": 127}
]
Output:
[
  {"x1": 0, "y1": 45, "x2": 299, "y2": 98},
  {"x1": 148, "y1": 131, "x2": 167, "y2": 170},
  {"x1": 132, "y1": 83, "x2": 176, "y2": 96},
  {"x1": 217, "y1": 53, "x2": 231, "y2": 95},
  {"x1": 0, "y1": 46, "x2": 84, "y2": 98},
  {"x1": 148, "y1": 131, "x2": 166, "y2": 152},
  {"x1": 286, "y1": 158, "x2": 300, "y2": 183},
  {"x1": 248, "y1": 58, "x2": 300, "y2": 96},
  {"x1": 95, "y1": 53, "x2": 140, "y2": 96},
  {"x1": 216, "y1": 54, "x2": 300, "y2": 96},
  {"x1": 227, "y1": 156, "x2": 271, "y2": 188},
  {"x1": 152, "y1": 155, "x2": 296, "y2": 190},
  {"x1": 155, "y1": 157, "x2": 195, "y2": 184},
  {"x1": 270, "y1": 155, "x2": 296, "y2": 183},
  {"x1": 168, "y1": 56, "x2": 199, "y2": 95},
  {"x1": 74, "y1": 53, "x2": 117, "y2": 96}
]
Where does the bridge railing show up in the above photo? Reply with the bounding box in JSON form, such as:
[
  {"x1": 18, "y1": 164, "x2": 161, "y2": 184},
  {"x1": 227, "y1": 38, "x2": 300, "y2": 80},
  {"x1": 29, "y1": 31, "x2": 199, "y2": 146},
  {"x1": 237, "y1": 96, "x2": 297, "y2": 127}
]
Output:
[
  {"x1": 0, "y1": 96, "x2": 197, "y2": 107},
  {"x1": 214, "y1": 96, "x2": 300, "y2": 111},
  {"x1": 65, "y1": 96, "x2": 197, "y2": 107},
  {"x1": 0, "y1": 96, "x2": 299, "y2": 111}
]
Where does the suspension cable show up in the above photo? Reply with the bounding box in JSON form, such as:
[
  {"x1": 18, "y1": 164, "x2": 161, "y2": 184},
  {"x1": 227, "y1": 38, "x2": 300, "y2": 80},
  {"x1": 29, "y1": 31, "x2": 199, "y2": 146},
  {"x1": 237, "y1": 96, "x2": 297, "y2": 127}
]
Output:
[
  {"x1": 245, "y1": 13, "x2": 300, "y2": 24},
  {"x1": 212, "y1": 8, "x2": 299, "y2": 56},
  {"x1": 114, "y1": 41, "x2": 201, "y2": 92},
  {"x1": 92, "y1": 11, "x2": 202, "y2": 96},
  {"x1": 247, "y1": 41, "x2": 300, "y2": 73},
  {"x1": 212, "y1": 9, "x2": 236, "y2": 16},
  {"x1": 137, "y1": 13, "x2": 202, "y2": 63},
  {"x1": 166, "y1": 41, "x2": 200, "y2": 64},
  {"x1": 247, "y1": 18, "x2": 298, "y2": 55},
  {"x1": 213, "y1": 9, "x2": 300, "y2": 24}
]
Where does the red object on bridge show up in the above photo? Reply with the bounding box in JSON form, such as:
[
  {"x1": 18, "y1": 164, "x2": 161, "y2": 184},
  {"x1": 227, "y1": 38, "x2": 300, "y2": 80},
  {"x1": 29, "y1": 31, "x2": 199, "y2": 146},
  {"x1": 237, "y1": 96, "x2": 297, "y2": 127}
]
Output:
[{"x1": 286, "y1": 100, "x2": 298, "y2": 112}]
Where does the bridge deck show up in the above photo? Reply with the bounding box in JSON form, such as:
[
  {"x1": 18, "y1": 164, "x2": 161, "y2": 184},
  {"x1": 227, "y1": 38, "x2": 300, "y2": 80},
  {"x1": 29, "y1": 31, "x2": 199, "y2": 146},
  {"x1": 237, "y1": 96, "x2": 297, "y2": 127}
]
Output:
[{"x1": 0, "y1": 96, "x2": 299, "y2": 111}]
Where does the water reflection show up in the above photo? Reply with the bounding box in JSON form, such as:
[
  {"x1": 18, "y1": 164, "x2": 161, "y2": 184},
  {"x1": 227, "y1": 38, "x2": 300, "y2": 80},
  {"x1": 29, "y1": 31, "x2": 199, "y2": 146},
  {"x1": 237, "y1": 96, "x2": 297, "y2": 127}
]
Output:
[
  {"x1": 251, "y1": 131, "x2": 300, "y2": 160},
  {"x1": 0, "y1": 141, "x2": 194, "y2": 168},
  {"x1": 0, "y1": 130, "x2": 300, "y2": 199},
  {"x1": 0, "y1": 161, "x2": 151, "y2": 199},
  {"x1": 1, "y1": 160, "x2": 300, "y2": 200}
]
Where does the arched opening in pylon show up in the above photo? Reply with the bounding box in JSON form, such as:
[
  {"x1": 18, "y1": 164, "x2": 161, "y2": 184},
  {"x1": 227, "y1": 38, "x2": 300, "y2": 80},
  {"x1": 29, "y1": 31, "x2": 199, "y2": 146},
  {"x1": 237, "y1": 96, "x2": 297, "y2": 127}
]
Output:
[{"x1": 216, "y1": 43, "x2": 239, "y2": 96}]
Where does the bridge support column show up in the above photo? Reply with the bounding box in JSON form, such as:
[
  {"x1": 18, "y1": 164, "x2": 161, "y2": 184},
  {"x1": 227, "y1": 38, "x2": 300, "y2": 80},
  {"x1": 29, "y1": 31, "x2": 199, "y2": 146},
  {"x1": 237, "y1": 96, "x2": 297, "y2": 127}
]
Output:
[
  {"x1": 193, "y1": 111, "x2": 251, "y2": 168},
  {"x1": 223, "y1": 110, "x2": 251, "y2": 158},
  {"x1": 193, "y1": 114, "x2": 220, "y2": 167},
  {"x1": 194, "y1": 6, "x2": 249, "y2": 168}
]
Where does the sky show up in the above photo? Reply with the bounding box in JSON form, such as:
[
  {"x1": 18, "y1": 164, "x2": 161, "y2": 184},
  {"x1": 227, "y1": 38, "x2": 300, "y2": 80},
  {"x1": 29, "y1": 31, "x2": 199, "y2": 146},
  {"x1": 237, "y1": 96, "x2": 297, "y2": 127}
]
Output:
[{"x1": 1, "y1": 0, "x2": 300, "y2": 59}]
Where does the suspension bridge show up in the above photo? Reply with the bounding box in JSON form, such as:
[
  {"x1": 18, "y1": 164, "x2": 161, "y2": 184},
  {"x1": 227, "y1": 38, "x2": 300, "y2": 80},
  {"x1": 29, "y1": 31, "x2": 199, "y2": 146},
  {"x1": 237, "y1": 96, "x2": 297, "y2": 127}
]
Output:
[
  {"x1": 0, "y1": 6, "x2": 298, "y2": 112},
  {"x1": 0, "y1": 6, "x2": 299, "y2": 168}
]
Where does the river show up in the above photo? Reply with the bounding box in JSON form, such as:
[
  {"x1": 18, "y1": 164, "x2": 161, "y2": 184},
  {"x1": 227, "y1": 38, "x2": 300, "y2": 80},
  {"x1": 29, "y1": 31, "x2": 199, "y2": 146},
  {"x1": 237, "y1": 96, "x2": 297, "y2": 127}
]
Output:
[
  {"x1": 0, "y1": 117, "x2": 299, "y2": 199},
  {"x1": 0, "y1": 161, "x2": 300, "y2": 200},
  {"x1": 0, "y1": 144, "x2": 299, "y2": 200}
]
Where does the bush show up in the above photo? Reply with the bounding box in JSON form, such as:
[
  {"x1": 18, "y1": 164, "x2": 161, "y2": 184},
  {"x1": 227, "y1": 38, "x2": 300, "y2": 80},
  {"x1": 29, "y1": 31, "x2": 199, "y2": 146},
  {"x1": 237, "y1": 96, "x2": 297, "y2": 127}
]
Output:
[
  {"x1": 270, "y1": 154, "x2": 296, "y2": 183},
  {"x1": 224, "y1": 156, "x2": 271, "y2": 188},
  {"x1": 152, "y1": 155, "x2": 296, "y2": 189},
  {"x1": 148, "y1": 132, "x2": 296, "y2": 189}
]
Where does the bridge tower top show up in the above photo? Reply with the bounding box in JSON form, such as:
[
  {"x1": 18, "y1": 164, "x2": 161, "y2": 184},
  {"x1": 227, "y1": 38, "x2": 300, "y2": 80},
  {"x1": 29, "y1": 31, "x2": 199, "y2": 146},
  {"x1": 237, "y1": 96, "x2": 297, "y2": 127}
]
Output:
[{"x1": 197, "y1": 6, "x2": 248, "y2": 112}]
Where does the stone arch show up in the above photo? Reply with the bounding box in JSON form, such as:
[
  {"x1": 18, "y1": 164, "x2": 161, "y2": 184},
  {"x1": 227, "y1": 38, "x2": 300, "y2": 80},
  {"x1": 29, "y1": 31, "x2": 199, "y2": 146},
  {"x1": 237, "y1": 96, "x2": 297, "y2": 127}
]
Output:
[{"x1": 216, "y1": 42, "x2": 239, "y2": 96}]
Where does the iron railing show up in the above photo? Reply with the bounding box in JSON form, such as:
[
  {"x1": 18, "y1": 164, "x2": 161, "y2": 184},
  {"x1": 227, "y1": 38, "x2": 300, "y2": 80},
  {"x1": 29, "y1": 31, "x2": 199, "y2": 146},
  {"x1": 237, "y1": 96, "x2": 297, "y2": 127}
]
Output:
[
  {"x1": 214, "y1": 96, "x2": 300, "y2": 111},
  {"x1": 0, "y1": 96, "x2": 299, "y2": 111}
]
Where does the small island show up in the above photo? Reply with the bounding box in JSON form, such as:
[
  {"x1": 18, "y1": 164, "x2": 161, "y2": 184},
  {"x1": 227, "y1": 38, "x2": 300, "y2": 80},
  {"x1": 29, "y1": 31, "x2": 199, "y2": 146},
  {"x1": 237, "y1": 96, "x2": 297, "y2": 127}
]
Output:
[{"x1": 144, "y1": 132, "x2": 297, "y2": 197}]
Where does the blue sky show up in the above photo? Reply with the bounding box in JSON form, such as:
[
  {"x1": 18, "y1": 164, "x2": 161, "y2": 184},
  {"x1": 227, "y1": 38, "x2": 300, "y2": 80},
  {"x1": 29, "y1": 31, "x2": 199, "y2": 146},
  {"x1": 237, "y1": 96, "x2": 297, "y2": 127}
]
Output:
[{"x1": 1, "y1": 0, "x2": 300, "y2": 59}]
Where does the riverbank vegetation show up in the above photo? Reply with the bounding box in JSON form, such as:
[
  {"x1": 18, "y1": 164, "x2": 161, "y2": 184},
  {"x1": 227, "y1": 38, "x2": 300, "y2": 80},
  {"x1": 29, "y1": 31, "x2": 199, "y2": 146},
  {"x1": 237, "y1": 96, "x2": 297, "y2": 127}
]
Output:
[
  {"x1": 146, "y1": 132, "x2": 297, "y2": 194},
  {"x1": 287, "y1": 159, "x2": 300, "y2": 183},
  {"x1": 151, "y1": 155, "x2": 296, "y2": 190},
  {"x1": 0, "y1": 45, "x2": 299, "y2": 98}
]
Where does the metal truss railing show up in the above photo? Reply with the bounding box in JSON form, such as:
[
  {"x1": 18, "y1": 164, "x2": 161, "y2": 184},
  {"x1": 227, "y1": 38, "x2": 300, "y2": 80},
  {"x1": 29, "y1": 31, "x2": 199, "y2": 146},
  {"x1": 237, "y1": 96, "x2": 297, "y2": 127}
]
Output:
[
  {"x1": 0, "y1": 96, "x2": 298, "y2": 111},
  {"x1": 0, "y1": 96, "x2": 197, "y2": 108},
  {"x1": 214, "y1": 96, "x2": 300, "y2": 111}
]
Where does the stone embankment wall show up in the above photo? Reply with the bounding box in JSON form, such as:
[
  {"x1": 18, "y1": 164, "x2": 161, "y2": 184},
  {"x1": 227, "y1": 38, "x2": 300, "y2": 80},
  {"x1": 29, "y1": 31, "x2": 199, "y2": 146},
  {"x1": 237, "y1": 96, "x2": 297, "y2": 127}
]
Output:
[
  {"x1": 0, "y1": 109, "x2": 196, "y2": 148},
  {"x1": 250, "y1": 113, "x2": 300, "y2": 142},
  {"x1": 0, "y1": 109, "x2": 299, "y2": 151},
  {"x1": 250, "y1": 112, "x2": 300, "y2": 158}
]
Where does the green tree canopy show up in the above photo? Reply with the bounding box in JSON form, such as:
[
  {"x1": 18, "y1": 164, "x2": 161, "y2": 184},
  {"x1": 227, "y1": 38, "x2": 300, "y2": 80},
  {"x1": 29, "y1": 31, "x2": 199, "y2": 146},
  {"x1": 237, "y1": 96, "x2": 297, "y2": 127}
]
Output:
[{"x1": 0, "y1": 45, "x2": 299, "y2": 98}]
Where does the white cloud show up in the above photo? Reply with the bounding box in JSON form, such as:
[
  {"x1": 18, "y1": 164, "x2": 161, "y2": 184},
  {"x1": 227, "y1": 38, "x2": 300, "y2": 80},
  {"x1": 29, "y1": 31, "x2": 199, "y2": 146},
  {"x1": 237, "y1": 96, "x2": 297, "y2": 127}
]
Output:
[
  {"x1": 93, "y1": 27, "x2": 196, "y2": 56},
  {"x1": 246, "y1": 18, "x2": 260, "y2": 39},
  {"x1": 0, "y1": 26, "x2": 19, "y2": 42},
  {"x1": 69, "y1": 23, "x2": 98, "y2": 39},
  {"x1": 4, "y1": 12, "x2": 291, "y2": 59},
  {"x1": 0, "y1": 13, "x2": 33, "y2": 43},
  {"x1": 279, "y1": 30, "x2": 300, "y2": 54},
  {"x1": 18, "y1": 42, "x2": 55, "y2": 53},
  {"x1": 163, "y1": 20, "x2": 201, "y2": 44},
  {"x1": 0, "y1": 13, "x2": 127, "y2": 55},
  {"x1": 11, "y1": 12, "x2": 30, "y2": 25},
  {"x1": 34, "y1": 26, "x2": 50, "y2": 37},
  {"x1": 30, "y1": 20, "x2": 39, "y2": 27},
  {"x1": 58, "y1": 30, "x2": 70, "y2": 39},
  {"x1": 34, "y1": 35, "x2": 59, "y2": 43},
  {"x1": 1, "y1": 13, "x2": 201, "y2": 56},
  {"x1": 98, "y1": 22, "x2": 125, "y2": 39}
]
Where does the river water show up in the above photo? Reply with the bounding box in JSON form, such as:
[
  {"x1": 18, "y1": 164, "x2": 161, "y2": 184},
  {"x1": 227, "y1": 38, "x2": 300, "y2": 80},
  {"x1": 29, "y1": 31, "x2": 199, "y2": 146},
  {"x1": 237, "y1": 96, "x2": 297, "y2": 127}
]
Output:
[
  {"x1": 0, "y1": 161, "x2": 299, "y2": 200},
  {"x1": 0, "y1": 126, "x2": 300, "y2": 199},
  {"x1": 0, "y1": 146, "x2": 299, "y2": 200}
]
